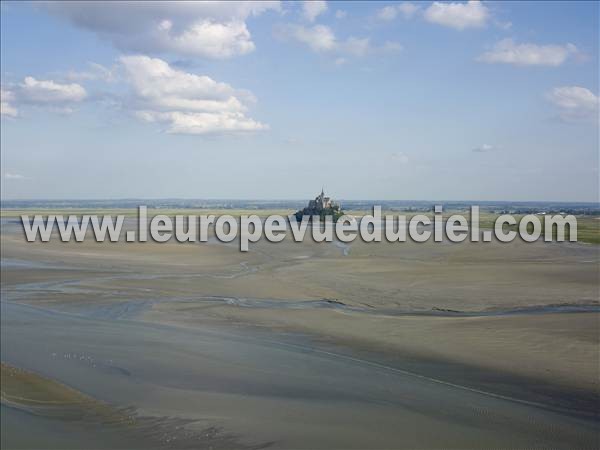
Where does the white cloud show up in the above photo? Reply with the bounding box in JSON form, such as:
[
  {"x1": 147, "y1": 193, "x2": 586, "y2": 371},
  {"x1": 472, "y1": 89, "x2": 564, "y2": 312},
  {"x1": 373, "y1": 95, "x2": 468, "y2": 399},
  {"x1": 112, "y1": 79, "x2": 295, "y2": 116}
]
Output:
[
  {"x1": 1, "y1": 89, "x2": 18, "y2": 117},
  {"x1": 152, "y1": 20, "x2": 256, "y2": 59},
  {"x1": 0, "y1": 102, "x2": 17, "y2": 117},
  {"x1": 376, "y1": 3, "x2": 419, "y2": 21},
  {"x1": 43, "y1": 2, "x2": 280, "y2": 59},
  {"x1": 547, "y1": 86, "x2": 599, "y2": 123},
  {"x1": 2, "y1": 57, "x2": 267, "y2": 133},
  {"x1": 383, "y1": 41, "x2": 404, "y2": 52},
  {"x1": 472, "y1": 143, "x2": 497, "y2": 153},
  {"x1": 397, "y1": 2, "x2": 420, "y2": 18},
  {"x1": 18, "y1": 77, "x2": 87, "y2": 103},
  {"x1": 281, "y1": 24, "x2": 336, "y2": 52},
  {"x1": 335, "y1": 10, "x2": 347, "y2": 20},
  {"x1": 4, "y1": 172, "x2": 25, "y2": 180},
  {"x1": 2, "y1": 77, "x2": 87, "y2": 117},
  {"x1": 120, "y1": 55, "x2": 267, "y2": 135},
  {"x1": 478, "y1": 39, "x2": 578, "y2": 67},
  {"x1": 390, "y1": 152, "x2": 409, "y2": 164},
  {"x1": 133, "y1": 110, "x2": 267, "y2": 135},
  {"x1": 303, "y1": 1, "x2": 327, "y2": 22},
  {"x1": 377, "y1": 6, "x2": 399, "y2": 21},
  {"x1": 495, "y1": 20, "x2": 512, "y2": 31},
  {"x1": 343, "y1": 37, "x2": 371, "y2": 57},
  {"x1": 65, "y1": 62, "x2": 118, "y2": 82},
  {"x1": 278, "y1": 24, "x2": 401, "y2": 58},
  {"x1": 424, "y1": 1, "x2": 489, "y2": 30}
]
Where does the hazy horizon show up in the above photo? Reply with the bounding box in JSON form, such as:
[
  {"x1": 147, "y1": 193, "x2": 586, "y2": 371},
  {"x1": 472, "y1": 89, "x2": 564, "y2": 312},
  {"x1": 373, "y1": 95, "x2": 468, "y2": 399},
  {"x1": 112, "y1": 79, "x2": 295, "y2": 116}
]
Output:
[{"x1": 1, "y1": 197, "x2": 598, "y2": 206}]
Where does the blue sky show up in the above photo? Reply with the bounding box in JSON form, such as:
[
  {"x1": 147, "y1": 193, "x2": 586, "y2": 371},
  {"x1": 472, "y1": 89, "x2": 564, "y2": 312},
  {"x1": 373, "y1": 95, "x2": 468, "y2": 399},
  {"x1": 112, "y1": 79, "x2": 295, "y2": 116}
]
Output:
[{"x1": 1, "y1": 1, "x2": 598, "y2": 201}]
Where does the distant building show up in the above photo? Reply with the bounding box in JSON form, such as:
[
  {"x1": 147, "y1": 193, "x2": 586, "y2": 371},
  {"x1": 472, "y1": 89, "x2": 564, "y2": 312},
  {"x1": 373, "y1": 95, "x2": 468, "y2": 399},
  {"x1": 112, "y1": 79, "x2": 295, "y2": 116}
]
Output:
[{"x1": 295, "y1": 188, "x2": 343, "y2": 221}]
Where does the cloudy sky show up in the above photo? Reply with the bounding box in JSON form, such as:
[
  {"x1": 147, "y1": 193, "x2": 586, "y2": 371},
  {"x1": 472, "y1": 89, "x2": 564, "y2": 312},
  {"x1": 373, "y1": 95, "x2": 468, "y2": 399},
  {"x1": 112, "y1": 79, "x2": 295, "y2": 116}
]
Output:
[{"x1": 1, "y1": 1, "x2": 598, "y2": 201}]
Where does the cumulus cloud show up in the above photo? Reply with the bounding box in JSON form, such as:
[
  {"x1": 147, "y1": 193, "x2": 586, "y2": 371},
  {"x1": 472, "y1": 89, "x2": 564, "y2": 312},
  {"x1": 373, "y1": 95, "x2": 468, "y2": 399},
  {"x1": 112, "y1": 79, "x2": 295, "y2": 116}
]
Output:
[
  {"x1": 424, "y1": 1, "x2": 489, "y2": 30},
  {"x1": 2, "y1": 57, "x2": 267, "y2": 134},
  {"x1": 376, "y1": 3, "x2": 419, "y2": 21},
  {"x1": 478, "y1": 39, "x2": 578, "y2": 66},
  {"x1": 546, "y1": 86, "x2": 599, "y2": 123},
  {"x1": 119, "y1": 55, "x2": 267, "y2": 135},
  {"x1": 277, "y1": 24, "x2": 401, "y2": 58},
  {"x1": 303, "y1": 1, "x2": 327, "y2": 22},
  {"x1": 43, "y1": 2, "x2": 280, "y2": 59},
  {"x1": 2, "y1": 77, "x2": 87, "y2": 117},
  {"x1": 18, "y1": 77, "x2": 87, "y2": 104},
  {"x1": 282, "y1": 24, "x2": 336, "y2": 52},
  {"x1": 1, "y1": 89, "x2": 18, "y2": 117}
]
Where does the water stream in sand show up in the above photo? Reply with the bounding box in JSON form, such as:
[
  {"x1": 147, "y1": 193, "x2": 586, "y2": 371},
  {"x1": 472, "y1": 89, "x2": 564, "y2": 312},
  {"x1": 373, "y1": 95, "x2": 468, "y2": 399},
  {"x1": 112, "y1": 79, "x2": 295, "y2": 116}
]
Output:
[{"x1": 3, "y1": 257, "x2": 598, "y2": 320}]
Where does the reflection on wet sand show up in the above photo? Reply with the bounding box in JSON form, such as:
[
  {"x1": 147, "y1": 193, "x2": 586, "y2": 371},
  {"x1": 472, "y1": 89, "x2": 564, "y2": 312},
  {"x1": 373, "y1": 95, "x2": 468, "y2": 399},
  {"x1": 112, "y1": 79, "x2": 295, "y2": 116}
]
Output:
[{"x1": 0, "y1": 362, "x2": 261, "y2": 450}]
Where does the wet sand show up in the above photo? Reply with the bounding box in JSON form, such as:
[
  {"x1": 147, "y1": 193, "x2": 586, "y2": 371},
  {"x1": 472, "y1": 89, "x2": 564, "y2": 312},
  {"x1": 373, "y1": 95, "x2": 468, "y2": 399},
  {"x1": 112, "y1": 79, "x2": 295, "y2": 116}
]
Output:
[
  {"x1": 3, "y1": 301, "x2": 598, "y2": 449},
  {"x1": 1, "y1": 363, "x2": 141, "y2": 450},
  {"x1": 0, "y1": 361, "x2": 248, "y2": 450},
  {"x1": 1, "y1": 219, "x2": 599, "y2": 448}
]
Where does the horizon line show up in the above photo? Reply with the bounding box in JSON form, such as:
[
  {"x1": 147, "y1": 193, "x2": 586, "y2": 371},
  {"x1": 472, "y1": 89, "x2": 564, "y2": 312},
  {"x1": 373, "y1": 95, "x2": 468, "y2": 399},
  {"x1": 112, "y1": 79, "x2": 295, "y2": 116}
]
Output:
[{"x1": 1, "y1": 197, "x2": 599, "y2": 206}]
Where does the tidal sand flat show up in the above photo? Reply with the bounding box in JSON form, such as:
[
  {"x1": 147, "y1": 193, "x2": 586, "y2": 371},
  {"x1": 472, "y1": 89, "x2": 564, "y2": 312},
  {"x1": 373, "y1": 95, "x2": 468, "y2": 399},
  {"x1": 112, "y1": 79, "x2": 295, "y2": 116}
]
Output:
[
  {"x1": 1, "y1": 362, "x2": 141, "y2": 450},
  {"x1": 1, "y1": 218, "x2": 599, "y2": 448},
  {"x1": 0, "y1": 363, "x2": 250, "y2": 449}
]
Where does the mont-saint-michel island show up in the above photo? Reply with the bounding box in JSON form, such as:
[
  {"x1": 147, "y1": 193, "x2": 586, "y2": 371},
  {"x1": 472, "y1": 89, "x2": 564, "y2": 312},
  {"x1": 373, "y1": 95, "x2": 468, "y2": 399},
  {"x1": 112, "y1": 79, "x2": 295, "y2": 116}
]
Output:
[
  {"x1": 1, "y1": 2, "x2": 598, "y2": 450},
  {"x1": 295, "y1": 188, "x2": 344, "y2": 221}
]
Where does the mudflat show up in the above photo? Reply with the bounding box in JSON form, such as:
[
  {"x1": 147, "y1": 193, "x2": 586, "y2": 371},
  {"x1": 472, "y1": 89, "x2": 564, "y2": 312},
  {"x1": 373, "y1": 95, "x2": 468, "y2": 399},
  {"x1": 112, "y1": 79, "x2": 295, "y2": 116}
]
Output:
[{"x1": 1, "y1": 217, "x2": 598, "y2": 448}]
